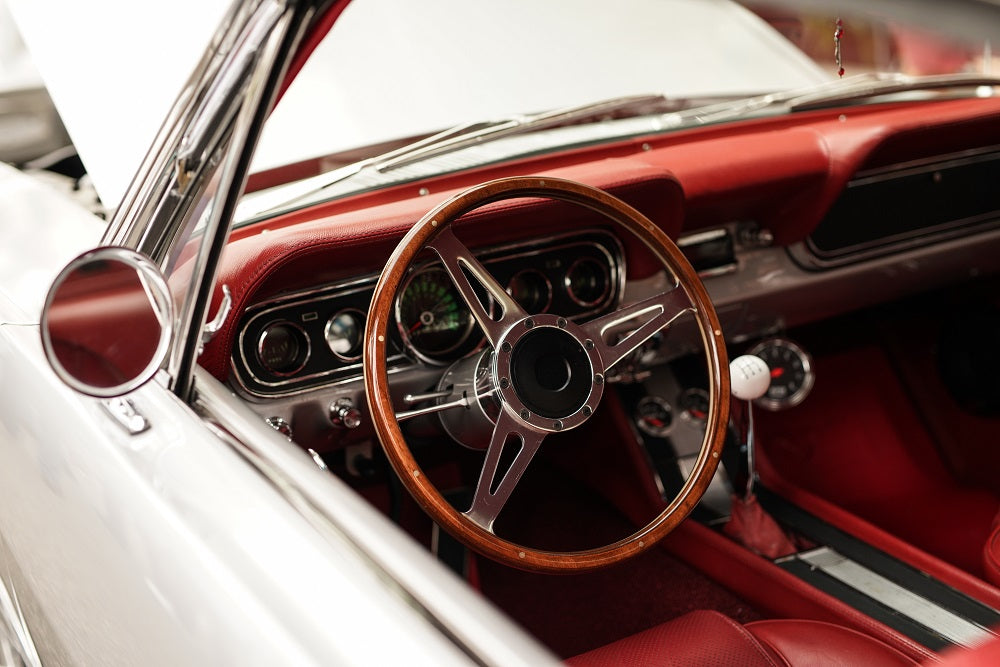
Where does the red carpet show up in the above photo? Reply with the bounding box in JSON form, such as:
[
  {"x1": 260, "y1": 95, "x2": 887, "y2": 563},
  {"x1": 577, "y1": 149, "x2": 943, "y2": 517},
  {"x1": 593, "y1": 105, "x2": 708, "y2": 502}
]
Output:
[
  {"x1": 756, "y1": 344, "x2": 999, "y2": 578},
  {"x1": 477, "y1": 459, "x2": 761, "y2": 658}
]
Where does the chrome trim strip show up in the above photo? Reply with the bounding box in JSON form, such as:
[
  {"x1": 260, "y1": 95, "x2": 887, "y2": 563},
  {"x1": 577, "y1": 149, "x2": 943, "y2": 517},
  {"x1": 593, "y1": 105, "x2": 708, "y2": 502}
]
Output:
[
  {"x1": 798, "y1": 548, "x2": 997, "y2": 648},
  {"x1": 241, "y1": 273, "x2": 378, "y2": 311},
  {"x1": 677, "y1": 228, "x2": 729, "y2": 247}
]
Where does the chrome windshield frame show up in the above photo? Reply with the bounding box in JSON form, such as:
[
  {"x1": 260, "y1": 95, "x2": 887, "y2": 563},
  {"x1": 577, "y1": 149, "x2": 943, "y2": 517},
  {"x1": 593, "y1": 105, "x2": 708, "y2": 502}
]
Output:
[{"x1": 99, "y1": 0, "x2": 328, "y2": 400}]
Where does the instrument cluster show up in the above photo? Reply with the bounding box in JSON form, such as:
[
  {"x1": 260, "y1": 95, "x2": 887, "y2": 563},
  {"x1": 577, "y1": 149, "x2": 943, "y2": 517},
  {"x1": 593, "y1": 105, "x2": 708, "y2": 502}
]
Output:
[{"x1": 231, "y1": 230, "x2": 624, "y2": 396}]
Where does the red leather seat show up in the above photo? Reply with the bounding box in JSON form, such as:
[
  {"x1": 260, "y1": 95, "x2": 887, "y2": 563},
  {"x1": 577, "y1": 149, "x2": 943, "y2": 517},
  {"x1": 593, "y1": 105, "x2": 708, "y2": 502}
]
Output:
[
  {"x1": 566, "y1": 610, "x2": 916, "y2": 666},
  {"x1": 983, "y1": 515, "x2": 1000, "y2": 587}
]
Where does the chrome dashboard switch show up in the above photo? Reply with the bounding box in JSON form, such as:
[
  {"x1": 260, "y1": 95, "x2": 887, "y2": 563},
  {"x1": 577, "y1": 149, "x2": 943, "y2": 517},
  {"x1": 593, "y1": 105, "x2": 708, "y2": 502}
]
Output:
[{"x1": 330, "y1": 398, "x2": 362, "y2": 429}]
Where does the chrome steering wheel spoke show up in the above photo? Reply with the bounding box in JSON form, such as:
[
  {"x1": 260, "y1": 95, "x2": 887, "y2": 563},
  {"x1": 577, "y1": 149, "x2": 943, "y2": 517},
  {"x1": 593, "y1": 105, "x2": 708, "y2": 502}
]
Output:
[
  {"x1": 582, "y1": 284, "x2": 693, "y2": 371},
  {"x1": 464, "y1": 409, "x2": 546, "y2": 532},
  {"x1": 428, "y1": 227, "x2": 528, "y2": 347}
]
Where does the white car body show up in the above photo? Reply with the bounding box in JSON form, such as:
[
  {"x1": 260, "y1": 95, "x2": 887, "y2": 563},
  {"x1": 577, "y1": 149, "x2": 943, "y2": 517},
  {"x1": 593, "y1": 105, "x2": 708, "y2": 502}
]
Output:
[
  {"x1": 3, "y1": 0, "x2": 1000, "y2": 665},
  {"x1": 0, "y1": 162, "x2": 556, "y2": 666}
]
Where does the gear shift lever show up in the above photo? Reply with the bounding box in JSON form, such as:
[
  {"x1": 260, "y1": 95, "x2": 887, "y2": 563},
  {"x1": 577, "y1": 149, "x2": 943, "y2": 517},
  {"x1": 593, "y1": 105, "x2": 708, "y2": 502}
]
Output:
[
  {"x1": 724, "y1": 354, "x2": 795, "y2": 558},
  {"x1": 729, "y1": 355, "x2": 770, "y2": 499}
]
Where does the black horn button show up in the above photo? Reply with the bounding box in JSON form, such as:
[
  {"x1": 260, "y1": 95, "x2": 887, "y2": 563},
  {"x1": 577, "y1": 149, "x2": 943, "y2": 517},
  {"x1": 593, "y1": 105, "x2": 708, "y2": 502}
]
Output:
[{"x1": 510, "y1": 327, "x2": 593, "y2": 419}]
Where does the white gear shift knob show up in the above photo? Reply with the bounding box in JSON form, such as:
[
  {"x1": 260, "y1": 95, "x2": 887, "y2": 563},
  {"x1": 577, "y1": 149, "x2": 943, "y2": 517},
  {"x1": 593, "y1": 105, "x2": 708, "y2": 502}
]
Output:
[{"x1": 730, "y1": 355, "x2": 771, "y2": 401}]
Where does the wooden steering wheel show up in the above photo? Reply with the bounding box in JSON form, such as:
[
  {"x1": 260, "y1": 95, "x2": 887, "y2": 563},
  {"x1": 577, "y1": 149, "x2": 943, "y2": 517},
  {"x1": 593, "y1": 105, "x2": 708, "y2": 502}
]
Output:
[{"x1": 364, "y1": 177, "x2": 729, "y2": 573}]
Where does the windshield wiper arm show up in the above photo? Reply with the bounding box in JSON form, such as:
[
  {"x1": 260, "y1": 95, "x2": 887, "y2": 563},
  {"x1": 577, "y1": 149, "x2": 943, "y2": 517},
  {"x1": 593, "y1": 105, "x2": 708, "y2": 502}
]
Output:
[
  {"x1": 240, "y1": 93, "x2": 680, "y2": 217},
  {"x1": 673, "y1": 72, "x2": 1000, "y2": 126},
  {"x1": 784, "y1": 72, "x2": 1000, "y2": 111},
  {"x1": 368, "y1": 92, "x2": 675, "y2": 173}
]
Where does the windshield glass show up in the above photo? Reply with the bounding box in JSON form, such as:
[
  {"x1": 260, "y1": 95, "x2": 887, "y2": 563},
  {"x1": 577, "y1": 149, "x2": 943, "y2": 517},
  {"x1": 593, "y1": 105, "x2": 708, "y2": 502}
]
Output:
[{"x1": 243, "y1": 0, "x2": 996, "y2": 219}]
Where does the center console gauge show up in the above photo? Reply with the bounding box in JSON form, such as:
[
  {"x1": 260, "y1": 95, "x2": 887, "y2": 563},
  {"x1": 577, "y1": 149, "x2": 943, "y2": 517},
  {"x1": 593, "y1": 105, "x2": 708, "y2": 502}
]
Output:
[
  {"x1": 635, "y1": 395, "x2": 674, "y2": 437},
  {"x1": 747, "y1": 337, "x2": 815, "y2": 410},
  {"x1": 678, "y1": 387, "x2": 710, "y2": 424}
]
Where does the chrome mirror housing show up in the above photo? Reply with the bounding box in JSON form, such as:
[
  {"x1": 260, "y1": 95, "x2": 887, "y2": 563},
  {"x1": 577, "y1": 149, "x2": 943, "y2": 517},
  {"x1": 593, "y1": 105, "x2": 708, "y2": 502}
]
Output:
[{"x1": 40, "y1": 247, "x2": 174, "y2": 398}]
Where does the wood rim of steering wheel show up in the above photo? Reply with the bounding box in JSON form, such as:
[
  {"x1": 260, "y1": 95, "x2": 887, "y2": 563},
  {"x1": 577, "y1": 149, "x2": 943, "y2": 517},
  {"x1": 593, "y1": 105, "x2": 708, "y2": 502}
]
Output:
[{"x1": 364, "y1": 176, "x2": 729, "y2": 573}]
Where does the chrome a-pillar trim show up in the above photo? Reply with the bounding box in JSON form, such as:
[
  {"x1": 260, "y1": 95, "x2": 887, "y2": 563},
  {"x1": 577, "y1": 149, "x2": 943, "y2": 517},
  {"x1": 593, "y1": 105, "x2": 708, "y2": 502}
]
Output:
[
  {"x1": 103, "y1": 0, "x2": 325, "y2": 400},
  {"x1": 170, "y1": 2, "x2": 301, "y2": 401},
  {"x1": 102, "y1": 0, "x2": 281, "y2": 251}
]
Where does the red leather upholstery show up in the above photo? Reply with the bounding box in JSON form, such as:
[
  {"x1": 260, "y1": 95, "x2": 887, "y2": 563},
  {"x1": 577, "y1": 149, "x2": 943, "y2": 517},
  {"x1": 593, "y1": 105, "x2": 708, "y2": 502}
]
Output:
[
  {"x1": 566, "y1": 611, "x2": 917, "y2": 666},
  {"x1": 746, "y1": 619, "x2": 915, "y2": 667},
  {"x1": 566, "y1": 610, "x2": 781, "y2": 667},
  {"x1": 984, "y1": 513, "x2": 1000, "y2": 587}
]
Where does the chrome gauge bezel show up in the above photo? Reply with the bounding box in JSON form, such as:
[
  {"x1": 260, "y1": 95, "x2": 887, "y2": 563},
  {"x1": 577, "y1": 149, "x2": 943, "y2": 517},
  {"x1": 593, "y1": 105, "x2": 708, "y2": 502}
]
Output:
[
  {"x1": 324, "y1": 308, "x2": 365, "y2": 362},
  {"x1": 635, "y1": 395, "x2": 674, "y2": 438},
  {"x1": 747, "y1": 337, "x2": 815, "y2": 411},
  {"x1": 256, "y1": 320, "x2": 311, "y2": 377},
  {"x1": 564, "y1": 256, "x2": 611, "y2": 308},
  {"x1": 232, "y1": 230, "x2": 624, "y2": 396},
  {"x1": 395, "y1": 265, "x2": 481, "y2": 366},
  {"x1": 506, "y1": 268, "x2": 554, "y2": 314}
]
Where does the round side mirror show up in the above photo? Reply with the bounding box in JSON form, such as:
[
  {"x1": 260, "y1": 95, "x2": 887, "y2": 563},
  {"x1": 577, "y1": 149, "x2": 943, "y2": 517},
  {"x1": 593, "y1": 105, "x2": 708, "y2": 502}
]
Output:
[{"x1": 41, "y1": 247, "x2": 174, "y2": 398}]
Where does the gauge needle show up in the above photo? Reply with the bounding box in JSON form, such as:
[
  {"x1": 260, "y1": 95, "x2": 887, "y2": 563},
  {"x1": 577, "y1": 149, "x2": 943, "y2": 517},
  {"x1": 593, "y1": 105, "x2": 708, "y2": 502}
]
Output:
[
  {"x1": 770, "y1": 367, "x2": 785, "y2": 379},
  {"x1": 409, "y1": 320, "x2": 424, "y2": 333}
]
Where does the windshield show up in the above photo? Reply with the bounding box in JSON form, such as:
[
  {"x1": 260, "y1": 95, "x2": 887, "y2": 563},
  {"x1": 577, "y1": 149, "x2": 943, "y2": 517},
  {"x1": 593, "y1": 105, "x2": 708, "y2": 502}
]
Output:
[{"x1": 243, "y1": 0, "x2": 996, "y2": 219}]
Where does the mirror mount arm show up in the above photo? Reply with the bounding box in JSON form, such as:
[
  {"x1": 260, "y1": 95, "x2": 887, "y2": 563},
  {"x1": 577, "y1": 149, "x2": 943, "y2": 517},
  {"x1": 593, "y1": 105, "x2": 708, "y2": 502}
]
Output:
[{"x1": 201, "y1": 284, "x2": 232, "y2": 346}]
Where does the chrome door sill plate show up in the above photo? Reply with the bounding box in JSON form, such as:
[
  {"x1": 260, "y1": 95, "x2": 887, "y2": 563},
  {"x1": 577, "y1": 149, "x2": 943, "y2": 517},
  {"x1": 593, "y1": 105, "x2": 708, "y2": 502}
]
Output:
[
  {"x1": 789, "y1": 546, "x2": 994, "y2": 648},
  {"x1": 760, "y1": 487, "x2": 1000, "y2": 651}
]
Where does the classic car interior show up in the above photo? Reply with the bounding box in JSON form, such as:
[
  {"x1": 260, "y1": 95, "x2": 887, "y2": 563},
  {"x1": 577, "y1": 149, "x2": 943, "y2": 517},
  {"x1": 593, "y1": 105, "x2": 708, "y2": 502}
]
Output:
[
  {"x1": 190, "y1": 66, "x2": 1000, "y2": 660},
  {"x1": 16, "y1": 0, "x2": 1000, "y2": 662},
  {"x1": 26, "y1": 0, "x2": 1000, "y2": 663}
]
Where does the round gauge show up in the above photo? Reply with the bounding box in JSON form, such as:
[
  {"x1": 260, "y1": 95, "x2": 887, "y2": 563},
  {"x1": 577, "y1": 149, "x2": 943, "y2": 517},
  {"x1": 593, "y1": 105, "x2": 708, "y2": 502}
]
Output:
[
  {"x1": 257, "y1": 321, "x2": 310, "y2": 376},
  {"x1": 678, "y1": 387, "x2": 710, "y2": 424},
  {"x1": 397, "y1": 267, "x2": 476, "y2": 362},
  {"x1": 748, "y1": 338, "x2": 815, "y2": 411},
  {"x1": 507, "y1": 269, "x2": 552, "y2": 313},
  {"x1": 325, "y1": 309, "x2": 363, "y2": 361},
  {"x1": 635, "y1": 395, "x2": 674, "y2": 437},
  {"x1": 565, "y1": 257, "x2": 610, "y2": 307}
]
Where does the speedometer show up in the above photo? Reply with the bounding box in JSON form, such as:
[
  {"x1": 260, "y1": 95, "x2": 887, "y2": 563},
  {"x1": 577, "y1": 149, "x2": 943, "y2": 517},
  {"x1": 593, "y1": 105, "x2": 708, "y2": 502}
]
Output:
[{"x1": 396, "y1": 267, "x2": 477, "y2": 363}]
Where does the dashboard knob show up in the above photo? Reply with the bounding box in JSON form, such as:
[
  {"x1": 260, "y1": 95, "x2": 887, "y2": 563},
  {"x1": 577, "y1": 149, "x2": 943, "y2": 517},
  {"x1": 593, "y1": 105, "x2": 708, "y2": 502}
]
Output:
[
  {"x1": 730, "y1": 355, "x2": 771, "y2": 401},
  {"x1": 330, "y1": 398, "x2": 362, "y2": 429}
]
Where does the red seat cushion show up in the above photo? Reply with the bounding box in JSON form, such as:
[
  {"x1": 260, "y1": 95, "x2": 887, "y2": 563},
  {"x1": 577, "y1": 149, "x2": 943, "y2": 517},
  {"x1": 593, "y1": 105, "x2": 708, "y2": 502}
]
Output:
[
  {"x1": 746, "y1": 619, "x2": 915, "y2": 667},
  {"x1": 566, "y1": 610, "x2": 780, "y2": 666},
  {"x1": 566, "y1": 611, "x2": 917, "y2": 666},
  {"x1": 983, "y1": 514, "x2": 1000, "y2": 587}
]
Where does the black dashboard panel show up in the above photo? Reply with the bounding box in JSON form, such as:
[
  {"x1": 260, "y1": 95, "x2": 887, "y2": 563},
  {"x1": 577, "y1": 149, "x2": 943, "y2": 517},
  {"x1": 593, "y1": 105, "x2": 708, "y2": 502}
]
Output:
[
  {"x1": 232, "y1": 230, "x2": 624, "y2": 396},
  {"x1": 804, "y1": 146, "x2": 1000, "y2": 267}
]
